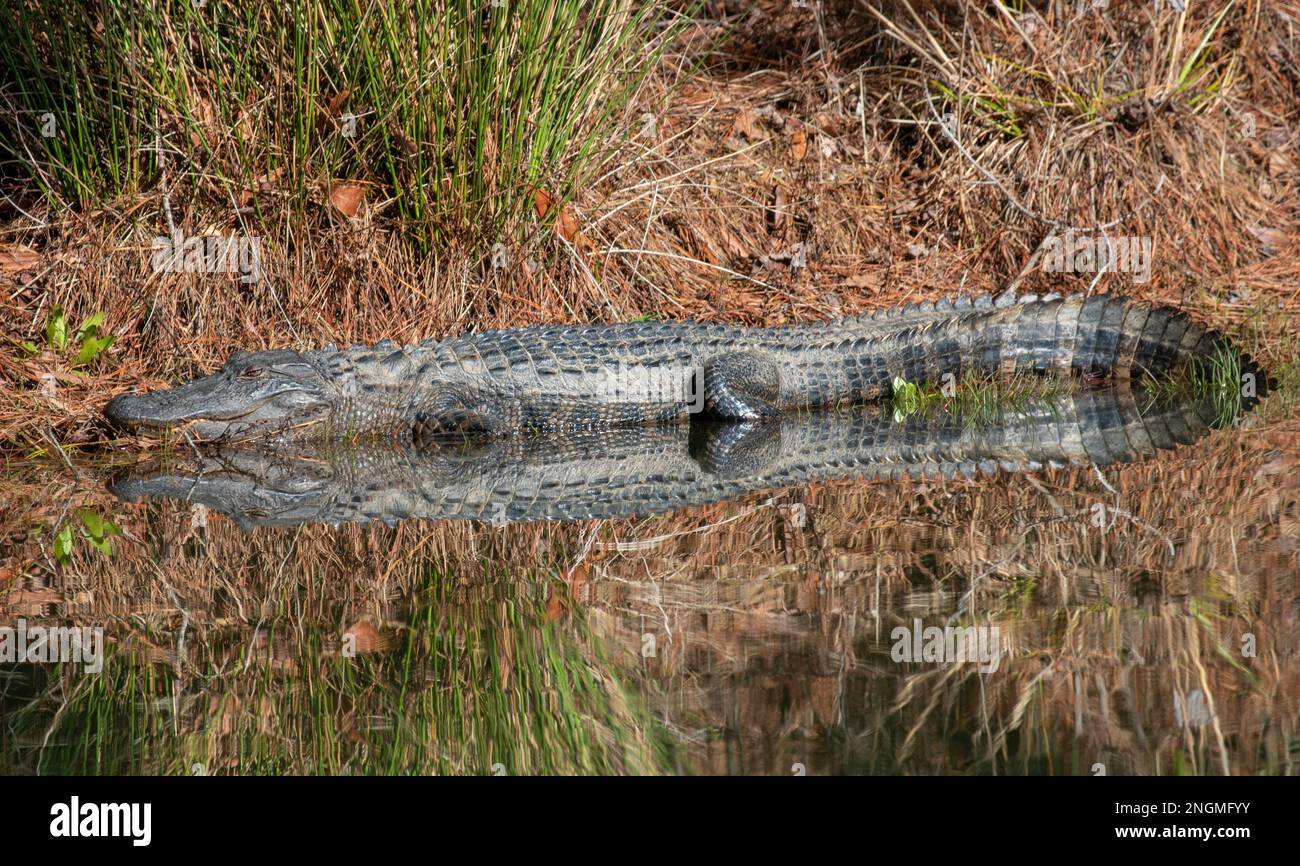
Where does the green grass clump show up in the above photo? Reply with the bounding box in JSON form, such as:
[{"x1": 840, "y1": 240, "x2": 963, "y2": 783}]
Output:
[
  {"x1": 889, "y1": 372, "x2": 1068, "y2": 425},
  {"x1": 0, "y1": 0, "x2": 683, "y2": 247},
  {"x1": 1143, "y1": 344, "x2": 1252, "y2": 427}
]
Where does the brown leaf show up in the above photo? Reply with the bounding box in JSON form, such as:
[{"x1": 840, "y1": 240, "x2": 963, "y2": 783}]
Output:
[
  {"x1": 316, "y1": 90, "x2": 352, "y2": 134},
  {"x1": 842, "y1": 272, "x2": 883, "y2": 290},
  {"x1": 557, "y1": 208, "x2": 580, "y2": 243},
  {"x1": 767, "y1": 184, "x2": 789, "y2": 231},
  {"x1": 389, "y1": 124, "x2": 417, "y2": 157},
  {"x1": 329, "y1": 183, "x2": 365, "y2": 217},
  {"x1": 238, "y1": 168, "x2": 285, "y2": 208},
  {"x1": 790, "y1": 122, "x2": 808, "y2": 161},
  {"x1": 343, "y1": 620, "x2": 384, "y2": 654},
  {"x1": 1249, "y1": 225, "x2": 1286, "y2": 256},
  {"x1": 533, "y1": 188, "x2": 556, "y2": 220},
  {"x1": 325, "y1": 89, "x2": 351, "y2": 118},
  {"x1": 545, "y1": 592, "x2": 566, "y2": 622},
  {"x1": 0, "y1": 244, "x2": 41, "y2": 273},
  {"x1": 715, "y1": 225, "x2": 750, "y2": 263},
  {"x1": 679, "y1": 83, "x2": 713, "y2": 106},
  {"x1": 733, "y1": 108, "x2": 768, "y2": 142},
  {"x1": 1268, "y1": 150, "x2": 1294, "y2": 177},
  {"x1": 533, "y1": 188, "x2": 581, "y2": 243}
]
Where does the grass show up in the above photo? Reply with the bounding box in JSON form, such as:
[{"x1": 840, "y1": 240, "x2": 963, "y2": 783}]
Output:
[
  {"x1": 0, "y1": 563, "x2": 675, "y2": 775},
  {"x1": 888, "y1": 370, "x2": 1069, "y2": 425},
  {"x1": 1139, "y1": 344, "x2": 1248, "y2": 426},
  {"x1": 0, "y1": 0, "x2": 683, "y2": 247}
]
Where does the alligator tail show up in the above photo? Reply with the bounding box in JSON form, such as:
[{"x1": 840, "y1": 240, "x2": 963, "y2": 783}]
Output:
[{"x1": 868, "y1": 292, "x2": 1271, "y2": 398}]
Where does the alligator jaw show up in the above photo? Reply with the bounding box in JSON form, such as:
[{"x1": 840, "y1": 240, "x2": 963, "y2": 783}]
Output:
[
  {"x1": 104, "y1": 349, "x2": 334, "y2": 441},
  {"x1": 106, "y1": 386, "x2": 328, "y2": 441},
  {"x1": 106, "y1": 375, "x2": 257, "y2": 429}
]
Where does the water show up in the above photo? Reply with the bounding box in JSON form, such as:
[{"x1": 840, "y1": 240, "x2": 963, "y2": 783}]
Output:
[{"x1": 1, "y1": 389, "x2": 1296, "y2": 775}]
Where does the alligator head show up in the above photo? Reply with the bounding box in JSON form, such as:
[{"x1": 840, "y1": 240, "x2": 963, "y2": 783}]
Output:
[{"x1": 104, "y1": 350, "x2": 334, "y2": 441}]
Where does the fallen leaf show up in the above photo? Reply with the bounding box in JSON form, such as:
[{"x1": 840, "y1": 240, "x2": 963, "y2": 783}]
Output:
[
  {"x1": 842, "y1": 272, "x2": 883, "y2": 289},
  {"x1": 329, "y1": 183, "x2": 365, "y2": 217},
  {"x1": 343, "y1": 620, "x2": 384, "y2": 654},
  {"x1": 389, "y1": 124, "x2": 417, "y2": 156},
  {"x1": 315, "y1": 89, "x2": 353, "y2": 135},
  {"x1": 325, "y1": 89, "x2": 351, "y2": 118},
  {"x1": 1256, "y1": 455, "x2": 1294, "y2": 477},
  {"x1": 533, "y1": 188, "x2": 582, "y2": 243},
  {"x1": 733, "y1": 108, "x2": 768, "y2": 142},
  {"x1": 680, "y1": 83, "x2": 713, "y2": 106},
  {"x1": 790, "y1": 122, "x2": 807, "y2": 160},
  {"x1": 715, "y1": 225, "x2": 751, "y2": 262},
  {"x1": 1268, "y1": 150, "x2": 1294, "y2": 177},
  {"x1": 533, "y1": 188, "x2": 556, "y2": 220},
  {"x1": 238, "y1": 168, "x2": 284, "y2": 208},
  {"x1": 767, "y1": 184, "x2": 789, "y2": 231},
  {"x1": 1249, "y1": 225, "x2": 1286, "y2": 256},
  {"x1": 0, "y1": 244, "x2": 41, "y2": 272},
  {"x1": 545, "y1": 592, "x2": 566, "y2": 622}
]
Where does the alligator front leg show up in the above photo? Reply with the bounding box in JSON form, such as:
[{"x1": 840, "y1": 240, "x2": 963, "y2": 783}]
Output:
[
  {"x1": 703, "y1": 352, "x2": 782, "y2": 420},
  {"x1": 409, "y1": 385, "x2": 505, "y2": 441}
]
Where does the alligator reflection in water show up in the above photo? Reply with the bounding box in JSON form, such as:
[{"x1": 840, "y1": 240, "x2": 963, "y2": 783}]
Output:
[{"x1": 108, "y1": 387, "x2": 1236, "y2": 528}]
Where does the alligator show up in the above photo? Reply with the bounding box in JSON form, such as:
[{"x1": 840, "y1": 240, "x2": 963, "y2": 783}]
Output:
[
  {"x1": 103, "y1": 291, "x2": 1268, "y2": 442},
  {"x1": 108, "y1": 387, "x2": 1235, "y2": 527}
]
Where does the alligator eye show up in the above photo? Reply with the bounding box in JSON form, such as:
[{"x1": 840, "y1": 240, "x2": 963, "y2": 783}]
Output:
[{"x1": 238, "y1": 366, "x2": 269, "y2": 380}]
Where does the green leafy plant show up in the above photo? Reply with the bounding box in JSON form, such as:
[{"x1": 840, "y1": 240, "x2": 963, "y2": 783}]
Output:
[
  {"x1": 51, "y1": 508, "x2": 123, "y2": 566},
  {"x1": 17, "y1": 307, "x2": 114, "y2": 366},
  {"x1": 890, "y1": 375, "x2": 929, "y2": 422}
]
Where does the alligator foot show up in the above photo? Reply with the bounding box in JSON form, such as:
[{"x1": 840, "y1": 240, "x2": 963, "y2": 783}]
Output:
[{"x1": 704, "y1": 352, "x2": 782, "y2": 420}]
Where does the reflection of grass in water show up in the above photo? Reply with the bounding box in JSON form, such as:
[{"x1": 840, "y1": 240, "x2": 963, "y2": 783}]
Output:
[
  {"x1": 2, "y1": 570, "x2": 675, "y2": 775},
  {"x1": 1142, "y1": 344, "x2": 1247, "y2": 427},
  {"x1": 889, "y1": 372, "x2": 1068, "y2": 425}
]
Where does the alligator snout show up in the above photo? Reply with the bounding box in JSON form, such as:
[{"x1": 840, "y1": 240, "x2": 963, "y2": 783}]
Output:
[
  {"x1": 105, "y1": 383, "x2": 239, "y2": 429},
  {"x1": 104, "y1": 391, "x2": 174, "y2": 428}
]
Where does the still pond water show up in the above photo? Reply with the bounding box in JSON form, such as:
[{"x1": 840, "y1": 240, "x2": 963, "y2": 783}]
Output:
[{"x1": 2, "y1": 388, "x2": 1296, "y2": 774}]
